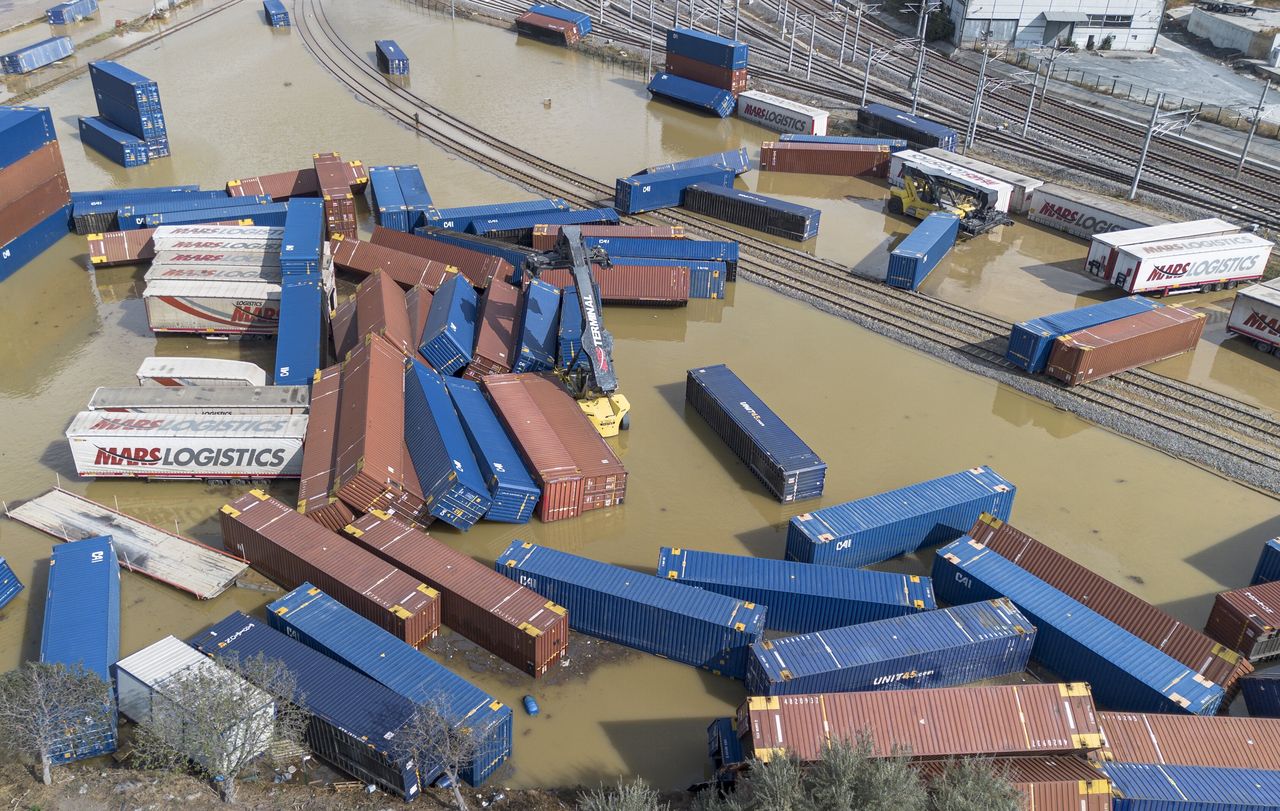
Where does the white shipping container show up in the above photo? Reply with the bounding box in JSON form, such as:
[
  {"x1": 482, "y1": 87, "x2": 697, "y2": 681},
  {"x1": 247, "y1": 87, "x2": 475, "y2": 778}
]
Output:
[
  {"x1": 151, "y1": 249, "x2": 281, "y2": 267},
  {"x1": 919, "y1": 148, "x2": 1043, "y2": 215},
  {"x1": 150, "y1": 225, "x2": 284, "y2": 246},
  {"x1": 89, "y1": 385, "x2": 310, "y2": 414},
  {"x1": 136, "y1": 357, "x2": 268, "y2": 387},
  {"x1": 1027, "y1": 184, "x2": 1168, "y2": 241},
  {"x1": 114, "y1": 636, "x2": 275, "y2": 774},
  {"x1": 143, "y1": 279, "x2": 281, "y2": 335},
  {"x1": 66, "y1": 411, "x2": 306, "y2": 479},
  {"x1": 1113, "y1": 232, "x2": 1273, "y2": 294},
  {"x1": 736, "y1": 91, "x2": 829, "y2": 135},
  {"x1": 1227, "y1": 278, "x2": 1280, "y2": 351},
  {"x1": 888, "y1": 150, "x2": 1014, "y2": 214},
  {"x1": 1086, "y1": 218, "x2": 1240, "y2": 281},
  {"x1": 144, "y1": 263, "x2": 282, "y2": 284}
]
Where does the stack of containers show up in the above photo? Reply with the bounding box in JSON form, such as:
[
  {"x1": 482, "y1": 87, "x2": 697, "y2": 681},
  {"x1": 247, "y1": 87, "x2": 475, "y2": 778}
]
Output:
[
  {"x1": 0, "y1": 106, "x2": 72, "y2": 282},
  {"x1": 615, "y1": 166, "x2": 734, "y2": 215},
  {"x1": 394, "y1": 165, "x2": 433, "y2": 231},
  {"x1": 275, "y1": 200, "x2": 327, "y2": 385},
  {"x1": 0, "y1": 36, "x2": 73, "y2": 74},
  {"x1": 47, "y1": 0, "x2": 99, "y2": 25},
  {"x1": 263, "y1": 0, "x2": 289, "y2": 26},
  {"x1": 515, "y1": 4, "x2": 591, "y2": 45},
  {"x1": 84, "y1": 61, "x2": 169, "y2": 166},
  {"x1": 664, "y1": 27, "x2": 748, "y2": 96},
  {"x1": 374, "y1": 40, "x2": 409, "y2": 74},
  {"x1": 1006, "y1": 296, "x2": 1162, "y2": 374},
  {"x1": 314, "y1": 152, "x2": 357, "y2": 239}
]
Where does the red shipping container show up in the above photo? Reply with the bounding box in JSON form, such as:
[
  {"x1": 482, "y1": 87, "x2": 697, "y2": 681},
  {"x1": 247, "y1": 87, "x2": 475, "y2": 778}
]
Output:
[
  {"x1": 665, "y1": 53, "x2": 748, "y2": 94},
  {"x1": 344, "y1": 159, "x2": 369, "y2": 193},
  {"x1": 0, "y1": 172, "x2": 70, "y2": 246},
  {"x1": 914, "y1": 757, "x2": 1112, "y2": 811},
  {"x1": 535, "y1": 263, "x2": 689, "y2": 306},
  {"x1": 330, "y1": 235, "x2": 459, "y2": 291},
  {"x1": 87, "y1": 227, "x2": 157, "y2": 266},
  {"x1": 370, "y1": 226, "x2": 512, "y2": 289},
  {"x1": 1204, "y1": 579, "x2": 1280, "y2": 662},
  {"x1": 314, "y1": 152, "x2": 357, "y2": 240},
  {"x1": 355, "y1": 271, "x2": 415, "y2": 357},
  {"x1": 464, "y1": 279, "x2": 520, "y2": 380},
  {"x1": 330, "y1": 296, "x2": 358, "y2": 360},
  {"x1": 221, "y1": 490, "x2": 439, "y2": 645},
  {"x1": 345, "y1": 511, "x2": 569, "y2": 676},
  {"x1": 1098, "y1": 711, "x2": 1280, "y2": 770},
  {"x1": 531, "y1": 223, "x2": 685, "y2": 251},
  {"x1": 1046, "y1": 306, "x2": 1206, "y2": 386},
  {"x1": 760, "y1": 141, "x2": 891, "y2": 178},
  {"x1": 515, "y1": 12, "x2": 582, "y2": 45},
  {"x1": 332, "y1": 335, "x2": 412, "y2": 513},
  {"x1": 297, "y1": 364, "x2": 356, "y2": 533},
  {"x1": 0, "y1": 141, "x2": 66, "y2": 210},
  {"x1": 227, "y1": 168, "x2": 320, "y2": 200},
  {"x1": 405, "y1": 285, "x2": 433, "y2": 348},
  {"x1": 519, "y1": 373, "x2": 625, "y2": 507}
]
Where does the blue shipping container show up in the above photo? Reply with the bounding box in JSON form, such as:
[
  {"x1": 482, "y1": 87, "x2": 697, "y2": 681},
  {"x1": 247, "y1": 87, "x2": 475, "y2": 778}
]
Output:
[
  {"x1": 367, "y1": 166, "x2": 410, "y2": 232},
  {"x1": 745, "y1": 598, "x2": 1035, "y2": 696},
  {"x1": 94, "y1": 91, "x2": 165, "y2": 142},
  {"x1": 642, "y1": 148, "x2": 751, "y2": 176},
  {"x1": 0, "y1": 107, "x2": 57, "y2": 170},
  {"x1": 47, "y1": 0, "x2": 98, "y2": 25},
  {"x1": 394, "y1": 165, "x2": 433, "y2": 230},
  {"x1": 443, "y1": 377, "x2": 541, "y2": 523},
  {"x1": 71, "y1": 186, "x2": 199, "y2": 205},
  {"x1": 512, "y1": 277, "x2": 560, "y2": 373},
  {"x1": 0, "y1": 36, "x2": 73, "y2": 74},
  {"x1": 404, "y1": 360, "x2": 492, "y2": 529},
  {"x1": 274, "y1": 278, "x2": 323, "y2": 385},
  {"x1": 263, "y1": 0, "x2": 289, "y2": 25},
  {"x1": 557, "y1": 286, "x2": 590, "y2": 370},
  {"x1": 375, "y1": 39, "x2": 409, "y2": 75},
  {"x1": 419, "y1": 274, "x2": 478, "y2": 374},
  {"x1": 647, "y1": 73, "x2": 736, "y2": 118},
  {"x1": 1006, "y1": 295, "x2": 1162, "y2": 374},
  {"x1": 657, "y1": 547, "x2": 934, "y2": 633},
  {"x1": 781, "y1": 133, "x2": 910, "y2": 151},
  {"x1": 859, "y1": 103, "x2": 959, "y2": 151},
  {"x1": 470, "y1": 207, "x2": 620, "y2": 239},
  {"x1": 117, "y1": 194, "x2": 271, "y2": 229},
  {"x1": 682, "y1": 183, "x2": 821, "y2": 241},
  {"x1": 280, "y1": 198, "x2": 325, "y2": 276},
  {"x1": 267, "y1": 585, "x2": 511, "y2": 786},
  {"x1": 413, "y1": 227, "x2": 538, "y2": 281},
  {"x1": 88, "y1": 61, "x2": 160, "y2": 107},
  {"x1": 0, "y1": 556, "x2": 23, "y2": 611},
  {"x1": 426, "y1": 198, "x2": 570, "y2": 232},
  {"x1": 616, "y1": 166, "x2": 734, "y2": 215},
  {"x1": 787, "y1": 466, "x2": 1015, "y2": 568},
  {"x1": 666, "y1": 27, "x2": 748, "y2": 69},
  {"x1": 0, "y1": 205, "x2": 71, "y2": 283},
  {"x1": 611, "y1": 256, "x2": 727, "y2": 299},
  {"x1": 191, "y1": 612, "x2": 420, "y2": 799},
  {"x1": 144, "y1": 202, "x2": 288, "y2": 228},
  {"x1": 886, "y1": 212, "x2": 960, "y2": 291},
  {"x1": 707, "y1": 717, "x2": 744, "y2": 770},
  {"x1": 39, "y1": 536, "x2": 119, "y2": 763},
  {"x1": 587, "y1": 236, "x2": 739, "y2": 280},
  {"x1": 933, "y1": 538, "x2": 1224, "y2": 715},
  {"x1": 1241, "y1": 671, "x2": 1280, "y2": 717},
  {"x1": 497, "y1": 541, "x2": 766, "y2": 678},
  {"x1": 79, "y1": 116, "x2": 147, "y2": 168},
  {"x1": 686, "y1": 364, "x2": 827, "y2": 503},
  {"x1": 1252, "y1": 538, "x2": 1280, "y2": 585},
  {"x1": 1104, "y1": 762, "x2": 1280, "y2": 810},
  {"x1": 529, "y1": 4, "x2": 592, "y2": 34}
]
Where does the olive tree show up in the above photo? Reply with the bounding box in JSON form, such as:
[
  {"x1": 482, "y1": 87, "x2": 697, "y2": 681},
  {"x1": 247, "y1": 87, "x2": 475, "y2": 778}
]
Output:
[
  {"x1": 927, "y1": 758, "x2": 1023, "y2": 811},
  {"x1": 391, "y1": 698, "x2": 482, "y2": 811},
  {"x1": 578, "y1": 777, "x2": 671, "y2": 811},
  {"x1": 0, "y1": 662, "x2": 115, "y2": 785}
]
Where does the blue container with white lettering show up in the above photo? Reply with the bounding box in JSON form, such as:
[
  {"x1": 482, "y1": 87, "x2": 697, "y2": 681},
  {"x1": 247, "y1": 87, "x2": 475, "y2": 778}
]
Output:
[
  {"x1": 367, "y1": 166, "x2": 410, "y2": 232},
  {"x1": 647, "y1": 73, "x2": 736, "y2": 118},
  {"x1": 886, "y1": 212, "x2": 959, "y2": 291},
  {"x1": 419, "y1": 274, "x2": 478, "y2": 374},
  {"x1": 404, "y1": 360, "x2": 492, "y2": 530},
  {"x1": 642, "y1": 148, "x2": 751, "y2": 176},
  {"x1": 615, "y1": 166, "x2": 734, "y2": 215},
  {"x1": 274, "y1": 277, "x2": 323, "y2": 385},
  {"x1": 443, "y1": 377, "x2": 540, "y2": 523},
  {"x1": 588, "y1": 235, "x2": 739, "y2": 280},
  {"x1": 666, "y1": 27, "x2": 748, "y2": 69},
  {"x1": 512, "y1": 278, "x2": 560, "y2": 373},
  {"x1": 1103, "y1": 762, "x2": 1280, "y2": 810},
  {"x1": 425, "y1": 199, "x2": 570, "y2": 232}
]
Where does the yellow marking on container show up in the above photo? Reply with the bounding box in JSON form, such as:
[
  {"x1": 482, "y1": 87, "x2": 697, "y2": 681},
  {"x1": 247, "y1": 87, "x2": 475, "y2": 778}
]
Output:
[
  {"x1": 1073, "y1": 733, "x2": 1104, "y2": 749},
  {"x1": 519, "y1": 622, "x2": 542, "y2": 637},
  {"x1": 522, "y1": 541, "x2": 534, "y2": 548},
  {"x1": 913, "y1": 600, "x2": 926, "y2": 609},
  {"x1": 227, "y1": 180, "x2": 241, "y2": 188},
  {"x1": 1082, "y1": 778, "x2": 1111, "y2": 795},
  {"x1": 418, "y1": 584, "x2": 439, "y2": 598},
  {"x1": 1059, "y1": 683, "x2": 1090, "y2": 697},
  {"x1": 345, "y1": 524, "x2": 364, "y2": 537},
  {"x1": 273, "y1": 606, "x2": 289, "y2": 615},
  {"x1": 504, "y1": 559, "x2": 516, "y2": 567},
  {"x1": 546, "y1": 601, "x2": 566, "y2": 615},
  {"x1": 391, "y1": 605, "x2": 412, "y2": 619},
  {"x1": 220, "y1": 505, "x2": 241, "y2": 518},
  {"x1": 489, "y1": 701, "x2": 504, "y2": 711}
]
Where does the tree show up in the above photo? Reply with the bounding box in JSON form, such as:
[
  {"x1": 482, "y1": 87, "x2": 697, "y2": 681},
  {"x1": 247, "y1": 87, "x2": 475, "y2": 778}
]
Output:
[
  {"x1": 578, "y1": 777, "x2": 671, "y2": 811},
  {"x1": 391, "y1": 698, "x2": 481, "y2": 811},
  {"x1": 0, "y1": 662, "x2": 115, "y2": 785},
  {"x1": 129, "y1": 653, "x2": 305, "y2": 803},
  {"x1": 926, "y1": 758, "x2": 1023, "y2": 811}
]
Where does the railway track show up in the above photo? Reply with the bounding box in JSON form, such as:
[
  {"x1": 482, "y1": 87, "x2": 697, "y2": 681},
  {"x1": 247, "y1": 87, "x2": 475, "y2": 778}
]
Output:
[{"x1": 292, "y1": 0, "x2": 1280, "y2": 492}]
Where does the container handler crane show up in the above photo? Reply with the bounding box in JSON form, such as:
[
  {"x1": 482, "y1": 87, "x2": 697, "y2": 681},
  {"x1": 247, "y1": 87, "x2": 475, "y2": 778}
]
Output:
[{"x1": 888, "y1": 164, "x2": 1012, "y2": 237}]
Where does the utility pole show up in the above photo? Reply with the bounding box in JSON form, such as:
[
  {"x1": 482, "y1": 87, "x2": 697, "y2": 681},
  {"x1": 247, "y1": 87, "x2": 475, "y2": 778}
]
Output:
[
  {"x1": 1130, "y1": 94, "x2": 1162, "y2": 201},
  {"x1": 1021, "y1": 60, "x2": 1038, "y2": 137},
  {"x1": 862, "y1": 44, "x2": 877, "y2": 106},
  {"x1": 1236, "y1": 78, "x2": 1271, "y2": 178},
  {"x1": 647, "y1": 0, "x2": 655, "y2": 78},
  {"x1": 732, "y1": 0, "x2": 740, "y2": 39},
  {"x1": 851, "y1": 2, "x2": 879, "y2": 62},
  {"x1": 963, "y1": 34, "x2": 991, "y2": 154},
  {"x1": 787, "y1": 10, "x2": 798, "y2": 71},
  {"x1": 907, "y1": 0, "x2": 938, "y2": 114},
  {"x1": 839, "y1": 5, "x2": 851, "y2": 63},
  {"x1": 1129, "y1": 93, "x2": 1195, "y2": 200},
  {"x1": 807, "y1": 14, "x2": 818, "y2": 79},
  {"x1": 715, "y1": 0, "x2": 722, "y2": 35}
]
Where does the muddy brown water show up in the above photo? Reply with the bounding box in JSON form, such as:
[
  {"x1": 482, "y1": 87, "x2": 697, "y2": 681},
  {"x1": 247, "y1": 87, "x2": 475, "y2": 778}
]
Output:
[{"x1": 0, "y1": 0, "x2": 1278, "y2": 791}]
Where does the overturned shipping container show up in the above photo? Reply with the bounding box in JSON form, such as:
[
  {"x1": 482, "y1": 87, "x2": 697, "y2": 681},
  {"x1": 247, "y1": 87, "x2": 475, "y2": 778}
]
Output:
[{"x1": 1045, "y1": 305, "x2": 1206, "y2": 386}]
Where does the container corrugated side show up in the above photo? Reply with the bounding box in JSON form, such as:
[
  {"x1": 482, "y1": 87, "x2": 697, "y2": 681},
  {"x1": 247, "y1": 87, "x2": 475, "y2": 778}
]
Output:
[
  {"x1": 0, "y1": 205, "x2": 70, "y2": 283},
  {"x1": 737, "y1": 683, "x2": 1103, "y2": 763},
  {"x1": 332, "y1": 336, "x2": 415, "y2": 514},
  {"x1": 117, "y1": 195, "x2": 267, "y2": 230},
  {"x1": 0, "y1": 172, "x2": 70, "y2": 247},
  {"x1": 641, "y1": 149, "x2": 750, "y2": 176},
  {"x1": 354, "y1": 271, "x2": 415, "y2": 357},
  {"x1": 665, "y1": 54, "x2": 747, "y2": 93},
  {"x1": 370, "y1": 226, "x2": 513, "y2": 289},
  {"x1": 746, "y1": 598, "x2": 1035, "y2": 696},
  {"x1": 465, "y1": 279, "x2": 520, "y2": 379},
  {"x1": 1204, "y1": 579, "x2": 1280, "y2": 662},
  {"x1": 1098, "y1": 711, "x2": 1280, "y2": 770},
  {"x1": 297, "y1": 365, "x2": 355, "y2": 532},
  {"x1": 615, "y1": 166, "x2": 734, "y2": 215},
  {"x1": 367, "y1": 166, "x2": 410, "y2": 232},
  {"x1": 681, "y1": 183, "x2": 820, "y2": 241},
  {"x1": 859, "y1": 103, "x2": 958, "y2": 150},
  {"x1": 657, "y1": 547, "x2": 934, "y2": 633},
  {"x1": 47, "y1": 0, "x2": 100, "y2": 26},
  {"x1": 1253, "y1": 538, "x2": 1280, "y2": 585},
  {"x1": 392, "y1": 166, "x2": 432, "y2": 230},
  {"x1": 780, "y1": 133, "x2": 908, "y2": 150},
  {"x1": 686, "y1": 364, "x2": 826, "y2": 503},
  {"x1": 760, "y1": 141, "x2": 892, "y2": 178},
  {"x1": 1028, "y1": 183, "x2": 1169, "y2": 241},
  {"x1": 79, "y1": 115, "x2": 148, "y2": 168},
  {"x1": 144, "y1": 203, "x2": 288, "y2": 229},
  {"x1": 273, "y1": 277, "x2": 322, "y2": 385},
  {"x1": 1241, "y1": 672, "x2": 1280, "y2": 717},
  {"x1": 496, "y1": 541, "x2": 765, "y2": 678},
  {"x1": 531, "y1": 223, "x2": 685, "y2": 250},
  {"x1": 419, "y1": 274, "x2": 477, "y2": 374},
  {"x1": 86, "y1": 228, "x2": 155, "y2": 266},
  {"x1": 0, "y1": 556, "x2": 21, "y2": 611},
  {"x1": 0, "y1": 141, "x2": 67, "y2": 212},
  {"x1": 1103, "y1": 762, "x2": 1280, "y2": 810},
  {"x1": 934, "y1": 537, "x2": 1225, "y2": 715},
  {"x1": 666, "y1": 27, "x2": 748, "y2": 69},
  {"x1": 886, "y1": 212, "x2": 959, "y2": 291},
  {"x1": 443, "y1": 377, "x2": 541, "y2": 523},
  {"x1": 534, "y1": 262, "x2": 690, "y2": 306},
  {"x1": 647, "y1": 73, "x2": 736, "y2": 118},
  {"x1": 330, "y1": 235, "x2": 457, "y2": 291},
  {"x1": 279, "y1": 198, "x2": 325, "y2": 275},
  {"x1": 1006, "y1": 295, "x2": 1162, "y2": 374},
  {"x1": 219, "y1": 490, "x2": 440, "y2": 645},
  {"x1": 587, "y1": 235, "x2": 739, "y2": 280},
  {"x1": 514, "y1": 13, "x2": 583, "y2": 46},
  {"x1": 511, "y1": 278, "x2": 560, "y2": 373},
  {"x1": 469, "y1": 208, "x2": 620, "y2": 245},
  {"x1": 267, "y1": 584, "x2": 509, "y2": 785},
  {"x1": 970, "y1": 513, "x2": 1253, "y2": 698},
  {"x1": 913, "y1": 757, "x2": 1113, "y2": 811},
  {"x1": 0, "y1": 107, "x2": 56, "y2": 171},
  {"x1": 345, "y1": 513, "x2": 567, "y2": 675},
  {"x1": 191, "y1": 613, "x2": 419, "y2": 799},
  {"x1": 529, "y1": 3, "x2": 592, "y2": 33},
  {"x1": 425, "y1": 199, "x2": 571, "y2": 233},
  {"x1": 228, "y1": 168, "x2": 318, "y2": 201},
  {"x1": 519, "y1": 373, "x2": 626, "y2": 509},
  {"x1": 787, "y1": 466, "x2": 1014, "y2": 567},
  {"x1": 1046, "y1": 306, "x2": 1207, "y2": 386},
  {"x1": 412, "y1": 226, "x2": 536, "y2": 286},
  {"x1": 1, "y1": 36, "x2": 73, "y2": 74},
  {"x1": 404, "y1": 360, "x2": 491, "y2": 529}
]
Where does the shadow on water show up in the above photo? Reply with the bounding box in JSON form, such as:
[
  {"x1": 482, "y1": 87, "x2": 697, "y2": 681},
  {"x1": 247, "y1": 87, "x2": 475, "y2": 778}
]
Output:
[{"x1": 1184, "y1": 514, "x2": 1280, "y2": 590}]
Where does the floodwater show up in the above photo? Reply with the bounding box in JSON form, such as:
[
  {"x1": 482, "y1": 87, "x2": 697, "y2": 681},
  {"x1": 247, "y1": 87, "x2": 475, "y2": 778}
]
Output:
[{"x1": 1, "y1": 0, "x2": 1279, "y2": 792}]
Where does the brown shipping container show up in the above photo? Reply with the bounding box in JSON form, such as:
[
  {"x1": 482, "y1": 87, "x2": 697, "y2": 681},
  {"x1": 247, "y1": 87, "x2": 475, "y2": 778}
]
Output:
[
  {"x1": 355, "y1": 271, "x2": 416, "y2": 357},
  {"x1": 665, "y1": 53, "x2": 748, "y2": 94},
  {"x1": 227, "y1": 168, "x2": 320, "y2": 201},
  {"x1": 88, "y1": 227, "x2": 157, "y2": 266},
  {"x1": 344, "y1": 160, "x2": 369, "y2": 193},
  {"x1": 1098, "y1": 711, "x2": 1280, "y2": 770},
  {"x1": 760, "y1": 141, "x2": 891, "y2": 178},
  {"x1": 314, "y1": 153, "x2": 357, "y2": 240},
  {"x1": 405, "y1": 285, "x2": 433, "y2": 347},
  {"x1": 464, "y1": 279, "x2": 520, "y2": 380},
  {"x1": 331, "y1": 297, "x2": 359, "y2": 360},
  {"x1": 296, "y1": 364, "x2": 356, "y2": 533},
  {"x1": 0, "y1": 141, "x2": 66, "y2": 210},
  {"x1": 1046, "y1": 306, "x2": 1206, "y2": 386},
  {"x1": 531, "y1": 224, "x2": 685, "y2": 251},
  {"x1": 914, "y1": 757, "x2": 1112, "y2": 811},
  {"x1": 738, "y1": 684, "x2": 1103, "y2": 764},
  {"x1": 1204, "y1": 579, "x2": 1280, "y2": 662},
  {"x1": 220, "y1": 490, "x2": 439, "y2": 645},
  {"x1": 330, "y1": 235, "x2": 459, "y2": 291},
  {"x1": 364, "y1": 442, "x2": 429, "y2": 526},
  {"x1": 370, "y1": 226, "x2": 512, "y2": 289},
  {"x1": 536, "y1": 263, "x2": 689, "y2": 306},
  {"x1": 0, "y1": 172, "x2": 70, "y2": 247},
  {"x1": 969, "y1": 514, "x2": 1253, "y2": 696},
  {"x1": 515, "y1": 12, "x2": 582, "y2": 45},
  {"x1": 481, "y1": 374, "x2": 585, "y2": 522},
  {"x1": 333, "y1": 335, "x2": 412, "y2": 513},
  {"x1": 521, "y1": 373, "x2": 626, "y2": 506},
  {"x1": 345, "y1": 511, "x2": 569, "y2": 676}
]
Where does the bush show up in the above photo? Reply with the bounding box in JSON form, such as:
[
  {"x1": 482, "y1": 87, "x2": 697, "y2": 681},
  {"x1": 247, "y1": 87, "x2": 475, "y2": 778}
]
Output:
[{"x1": 578, "y1": 777, "x2": 670, "y2": 811}]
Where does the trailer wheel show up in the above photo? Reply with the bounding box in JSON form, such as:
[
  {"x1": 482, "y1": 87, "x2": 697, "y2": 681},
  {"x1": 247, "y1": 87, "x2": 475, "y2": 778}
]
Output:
[
  {"x1": 887, "y1": 196, "x2": 903, "y2": 215},
  {"x1": 1257, "y1": 340, "x2": 1275, "y2": 354},
  {"x1": 1226, "y1": 280, "x2": 1239, "y2": 289}
]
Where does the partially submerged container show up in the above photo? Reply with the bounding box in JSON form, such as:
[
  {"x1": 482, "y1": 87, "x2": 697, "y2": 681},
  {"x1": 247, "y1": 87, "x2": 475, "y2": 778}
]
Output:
[
  {"x1": 736, "y1": 91, "x2": 828, "y2": 135},
  {"x1": 354, "y1": 270, "x2": 415, "y2": 357},
  {"x1": 330, "y1": 234, "x2": 457, "y2": 291},
  {"x1": 79, "y1": 116, "x2": 148, "y2": 168},
  {"x1": 89, "y1": 384, "x2": 309, "y2": 416},
  {"x1": 444, "y1": 377, "x2": 541, "y2": 523},
  {"x1": 47, "y1": 0, "x2": 99, "y2": 25},
  {"x1": 1028, "y1": 183, "x2": 1169, "y2": 241},
  {"x1": 760, "y1": 141, "x2": 893, "y2": 178},
  {"x1": 469, "y1": 207, "x2": 619, "y2": 245},
  {"x1": 1252, "y1": 538, "x2": 1280, "y2": 585},
  {"x1": 267, "y1": 584, "x2": 510, "y2": 785},
  {"x1": 1204, "y1": 579, "x2": 1280, "y2": 662},
  {"x1": 681, "y1": 183, "x2": 820, "y2": 241},
  {"x1": 1045, "y1": 305, "x2": 1207, "y2": 386},
  {"x1": 344, "y1": 512, "x2": 567, "y2": 675},
  {"x1": 657, "y1": 547, "x2": 934, "y2": 633},
  {"x1": 918, "y1": 147, "x2": 1043, "y2": 215},
  {"x1": 934, "y1": 537, "x2": 1225, "y2": 715},
  {"x1": 465, "y1": 279, "x2": 520, "y2": 379},
  {"x1": 736, "y1": 683, "x2": 1103, "y2": 763},
  {"x1": 528, "y1": 3, "x2": 592, "y2": 33},
  {"x1": 781, "y1": 133, "x2": 908, "y2": 150},
  {"x1": 227, "y1": 169, "x2": 319, "y2": 200},
  {"x1": 191, "y1": 614, "x2": 420, "y2": 799},
  {"x1": 496, "y1": 541, "x2": 765, "y2": 678},
  {"x1": 136, "y1": 357, "x2": 267, "y2": 387},
  {"x1": 1, "y1": 36, "x2": 73, "y2": 74},
  {"x1": 371, "y1": 226, "x2": 513, "y2": 289},
  {"x1": 858, "y1": 103, "x2": 958, "y2": 150},
  {"x1": 586, "y1": 235, "x2": 739, "y2": 280},
  {"x1": 367, "y1": 166, "x2": 410, "y2": 232},
  {"x1": 1006, "y1": 295, "x2": 1162, "y2": 374},
  {"x1": 1098, "y1": 711, "x2": 1280, "y2": 770},
  {"x1": 885, "y1": 212, "x2": 960, "y2": 291},
  {"x1": 413, "y1": 226, "x2": 536, "y2": 286},
  {"x1": 374, "y1": 39, "x2": 409, "y2": 75},
  {"x1": 1227, "y1": 278, "x2": 1280, "y2": 353},
  {"x1": 0, "y1": 558, "x2": 20, "y2": 612},
  {"x1": 419, "y1": 274, "x2": 478, "y2": 374},
  {"x1": 404, "y1": 360, "x2": 492, "y2": 530},
  {"x1": 512, "y1": 278, "x2": 560, "y2": 372},
  {"x1": 1102, "y1": 762, "x2": 1280, "y2": 810},
  {"x1": 296, "y1": 365, "x2": 355, "y2": 533},
  {"x1": 647, "y1": 73, "x2": 736, "y2": 118},
  {"x1": 274, "y1": 277, "x2": 323, "y2": 385},
  {"x1": 889, "y1": 150, "x2": 1014, "y2": 214},
  {"x1": 534, "y1": 262, "x2": 691, "y2": 306},
  {"x1": 745, "y1": 598, "x2": 1035, "y2": 696},
  {"x1": 1241, "y1": 671, "x2": 1280, "y2": 717},
  {"x1": 685, "y1": 364, "x2": 826, "y2": 503},
  {"x1": 426, "y1": 199, "x2": 571, "y2": 233},
  {"x1": 615, "y1": 165, "x2": 734, "y2": 215},
  {"x1": 263, "y1": 0, "x2": 290, "y2": 27},
  {"x1": 219, "y1": 490, "x2": 441, "y2": 645},
  {"x1": 531, "y1": 223, "x2": 685, "y2": 250},
  {"x1": 117, "y1": 195, "x2": 270, "y2": 230},
  {"x1": 515, "y1": 12, "x2": 583, "y2": 45},
  {"x1": 642, "y1": 150, "x2": 750, "y2": 176},
  {"x1": 787, "y1": 466, "x2": 1013, "y2": 567}
]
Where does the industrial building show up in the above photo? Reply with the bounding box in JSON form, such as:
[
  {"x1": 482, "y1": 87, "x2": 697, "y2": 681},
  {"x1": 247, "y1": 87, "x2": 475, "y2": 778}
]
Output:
[{"x1": 943, "y1": 0, "x2": 1164, "y2": 50}]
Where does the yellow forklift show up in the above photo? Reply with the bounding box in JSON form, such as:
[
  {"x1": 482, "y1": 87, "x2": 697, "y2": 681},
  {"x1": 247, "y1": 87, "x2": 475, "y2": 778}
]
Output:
[{"x1": 887, "y1": 164, "x2": 1012, "y2": 237}]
